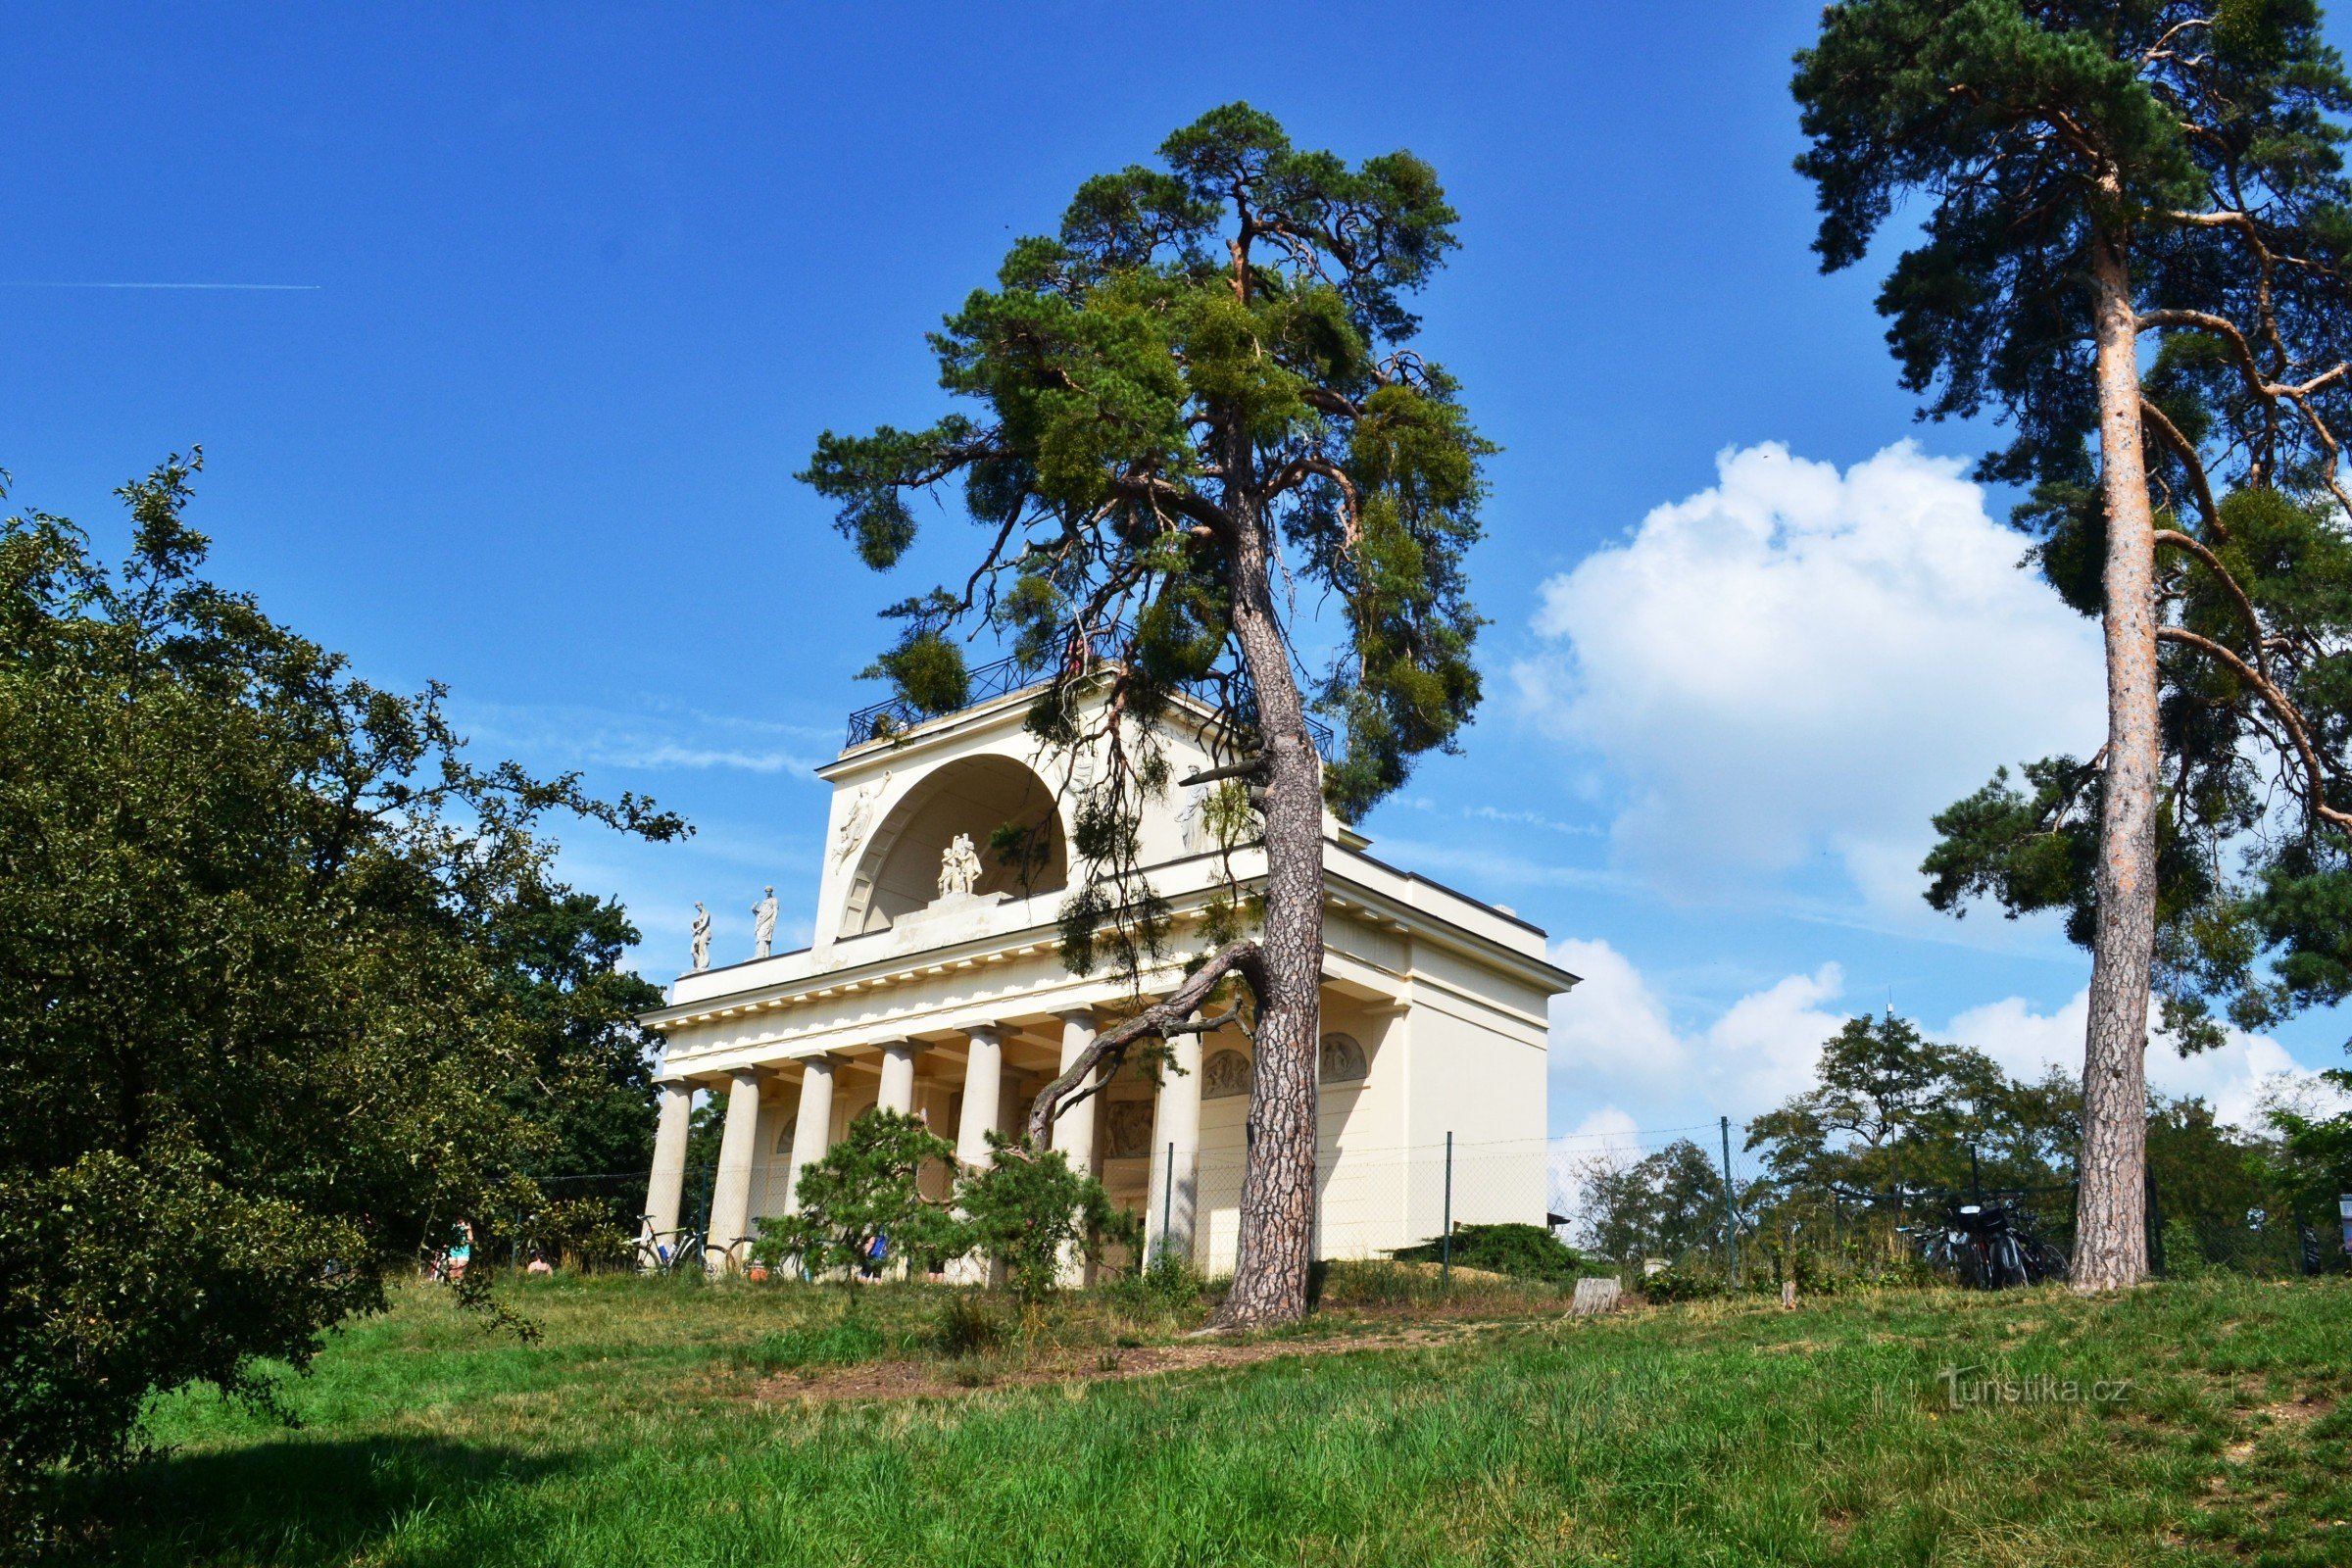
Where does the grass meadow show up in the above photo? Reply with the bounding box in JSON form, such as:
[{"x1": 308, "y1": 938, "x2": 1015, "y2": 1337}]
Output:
[{"x1": 85, "y1": 1269, "x2": 2352, "y2": 1566}]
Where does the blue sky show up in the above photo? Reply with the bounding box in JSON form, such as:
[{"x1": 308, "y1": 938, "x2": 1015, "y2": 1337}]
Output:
[{"x1": 9, "y1": 3, "x2": 2348, "y2": 1167}]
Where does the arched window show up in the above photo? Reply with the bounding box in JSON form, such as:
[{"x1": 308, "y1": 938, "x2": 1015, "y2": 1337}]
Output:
[
  {"x1": 1202, "y1": 1049, "x2": 1253, "y2": 1100},
  {"x1": 1318, "y1": 1032, "x2": 1369, "y2": 1084}
]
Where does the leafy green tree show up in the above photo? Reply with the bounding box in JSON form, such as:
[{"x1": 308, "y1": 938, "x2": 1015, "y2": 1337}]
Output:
[
  {"x1": 2263, "y1": 1073, "x2": 2352, "y2": 1242},
  {"x1": 954, "y1": 1133, "x2": 1135, "y2": 1304},
  {"x1": 752, "y1": 1110, "x2": 967, "y2": 1292},
  {"x1": 1795, "y1": 0, "x2": 2352, "y2": 1287},
  {"x1": 488, "y1": 881, "x2": 667, "y2": 1233},
  {"x1": 1745, "y1": 1012, "x2": 2008, "y2": 1202},
  {"x1": 0, "y1": 457, "x2": 683, "y2": 1544},
  {"x1": 1573, "y1": 1140, "x2": 1728, "y2": 1264},
  {"x1": 799, "y1": 104, "x2": 1490, "y2": 1326},
  {"x1": 2144, "y1": 1093, "x2": 2283, "y2": 1258}
]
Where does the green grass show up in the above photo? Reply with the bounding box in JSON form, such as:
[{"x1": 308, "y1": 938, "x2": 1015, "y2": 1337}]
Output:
[{"x1": 85, "y1": 1271, "x2": 2352, "y2": 1565}]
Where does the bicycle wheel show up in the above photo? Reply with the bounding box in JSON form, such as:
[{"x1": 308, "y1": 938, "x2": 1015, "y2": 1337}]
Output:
[{"x1": 2028, "y1": 1239, "x2": 2068, "y2": 1285}]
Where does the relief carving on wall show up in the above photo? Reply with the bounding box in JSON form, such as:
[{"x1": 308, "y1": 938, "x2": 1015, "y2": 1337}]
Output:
[
  {"x1": 1318, "y1": 1032, "x2": 1369, "y2": 1084},
  {"x1": 1202, "y1": 1048, "x2": 1253, "y2": 1100},
  {"x1": 830, "y1": 770, "x2": 892, "y2": 867},
  {"x1": 1105, "y1": 1099, "x2": 1153, "y2": 1159}
]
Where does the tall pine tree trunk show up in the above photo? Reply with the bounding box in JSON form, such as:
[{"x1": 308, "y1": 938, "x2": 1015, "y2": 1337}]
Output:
[
  {"x1": 1214, "y1": 494, "x2": 1324, "y2": 1328},
  {"x1": 2076, "y1": 222, "x2": 2157, "y2": 1291}
]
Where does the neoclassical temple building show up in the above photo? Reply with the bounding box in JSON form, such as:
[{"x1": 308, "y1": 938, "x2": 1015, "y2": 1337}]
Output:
[{"x1": 638, "y1": 668, "x2": 1577, "y2": 1273}]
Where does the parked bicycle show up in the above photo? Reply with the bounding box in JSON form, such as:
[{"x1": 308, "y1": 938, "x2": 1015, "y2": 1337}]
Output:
[
  {"x1": 634, "y1": 1221, "x2": 707, "y2": 1276},
  {"x1": 1920, "y1": 1199, "x2": 2068, "y2": 1290}
]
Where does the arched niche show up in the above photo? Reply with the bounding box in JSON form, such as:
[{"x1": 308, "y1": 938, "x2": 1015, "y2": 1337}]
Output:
[{"x1": 838, "y1": 755, "x2": 1068, "y2": 937}]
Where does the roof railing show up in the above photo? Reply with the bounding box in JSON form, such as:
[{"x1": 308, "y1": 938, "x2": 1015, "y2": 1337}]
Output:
[{"x1": 842, "y1": 623, "x2": 1335, "y2": 754}]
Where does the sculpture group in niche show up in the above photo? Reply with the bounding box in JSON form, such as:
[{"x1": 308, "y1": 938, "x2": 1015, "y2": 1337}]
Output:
[{"x1": 937, "y1": 832, "x2": 983, "y2": 899}]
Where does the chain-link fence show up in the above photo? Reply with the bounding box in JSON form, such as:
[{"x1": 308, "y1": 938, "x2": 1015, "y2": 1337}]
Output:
[{"x1": 1560, "y1": 1120, "x2": 2351, "y2": 1296}]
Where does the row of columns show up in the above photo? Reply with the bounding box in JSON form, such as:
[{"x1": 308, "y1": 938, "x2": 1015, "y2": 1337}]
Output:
[{"x1": 643, "y1": 1008, "x2": 1206, "y2": 1274}]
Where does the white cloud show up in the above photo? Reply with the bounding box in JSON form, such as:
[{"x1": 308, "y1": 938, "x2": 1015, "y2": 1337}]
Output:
[
  {"x1": 1547, "y1": 936, "x2": 2344, "y2": 1136},
  {"x1": 1946, "y1": 990, "x2": 2349, "y2": 1131},
  {"x1": 1514, "y1": 441, "x2": 2104, "y2": 915},
  {"x1": 1547, "y1": 937, "x2": 1843, "y2": 1121},
  {"x1": 454, "y1": 699, "x2": 831, "y2": 777}
]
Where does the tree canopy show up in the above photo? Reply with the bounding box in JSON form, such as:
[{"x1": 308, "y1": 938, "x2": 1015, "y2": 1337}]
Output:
[
  {"x1": 801, "y1": 99, "x2": 1488, "y2": 824},
  {"x1": 0, "y1": 457, "x2": 683, "y2": 1542}
]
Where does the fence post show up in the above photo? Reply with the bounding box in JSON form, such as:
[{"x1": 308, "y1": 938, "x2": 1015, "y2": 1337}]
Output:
[
  {"x1": 1721, "y1": 1115, "x2": 1738, "y2": 1288},
  {"x1": 2145, "y1": 1166, "x2": 2167, "y2": 1279},
  {"x1": 1441, "y1": 1131, "x2": 1453, "y2": 1288},
  {"x1": 1161, "y1": 1141, "x2": 1174, "y2": 1268}
]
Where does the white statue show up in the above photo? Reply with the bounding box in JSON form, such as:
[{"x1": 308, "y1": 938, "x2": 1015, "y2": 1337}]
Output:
[
  {"x1": 751, "y1": 886, "x2": 776, "y2": 958},
  {"x1": 1177, "y1": 784, "x2": 1206, "y2": 854},
  {"x1": 831, "y1": 770, "x2": 892, "y2": 866},
  {"x1": 690, "y1": 902, "x2": 711, "y2": 971},
  {"x1": 937, "y1": 832, "x2": 983, "y2": 898}
]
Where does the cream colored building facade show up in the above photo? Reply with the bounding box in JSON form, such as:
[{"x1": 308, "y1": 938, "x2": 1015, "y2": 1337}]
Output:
[{"x1": 638, "y1": 681, "x2": 1577, "y2": 1274}]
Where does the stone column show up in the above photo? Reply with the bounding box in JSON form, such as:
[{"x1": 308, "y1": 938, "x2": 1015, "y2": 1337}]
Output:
[
  {"x1": 955, "y1": 1026, "x2": 1004, "y2": 1169},
  {"x1": 950, "y1": 1025, "x2": 1004, "y2": 1285},
  {"x1": 1052, "y1": 1009, "x2": 1099, "y2": 1170},
  {"x1": 783, "y1": 1054, "x2": 836, "y2": 1213},
  {"x1": 1053, "y1": 1008, "x2": 1100, "y2": 1286},
  {"x1": 705, "y1": 1066, "x2": 767, "y2": 1271},
  {"x1": 641, "y1": 1078, "x2": 695, "y2": 1265},
  {"x1": 1145, "y1": 1020, "x2": 1204, "y2": 1268},
  {"x1": 877, "y1": 1040, "x2": 920, "y2": 1116}
]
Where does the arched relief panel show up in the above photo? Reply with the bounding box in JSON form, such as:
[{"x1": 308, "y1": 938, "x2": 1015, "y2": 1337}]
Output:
[{"x1": 834, "y1": 753, "x2": 1070, "y2": 939}]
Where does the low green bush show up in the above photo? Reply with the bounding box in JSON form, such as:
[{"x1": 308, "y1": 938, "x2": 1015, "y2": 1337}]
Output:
[
  {"x1": 1388, "y1": 1223, "x2": 1597, "y2": 1286},
  {"x1": 1637, "y1": 1259, "x2": 1731, "y2": 1303}
]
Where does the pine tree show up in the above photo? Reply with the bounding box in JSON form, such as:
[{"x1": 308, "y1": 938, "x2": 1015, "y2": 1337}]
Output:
[
  {"x1": 800, "y1": 104, "x2": 1488, "y2": 1325},
  {"x1": 1795, "y1": 0, "x2": 2352, "y2": 1287}
]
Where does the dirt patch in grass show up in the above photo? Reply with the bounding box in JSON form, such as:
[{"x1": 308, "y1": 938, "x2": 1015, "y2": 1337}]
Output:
[
  {"x1": 2223, "y1": 1392, "x2": 2338, "y2": 1464},
  {"x1": 748, "y1": 1321, "x2": 1489, "y2": 1405}
]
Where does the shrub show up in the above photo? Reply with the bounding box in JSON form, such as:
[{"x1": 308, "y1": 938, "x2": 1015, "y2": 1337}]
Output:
[
  {"x1": 1389, "y1": 1223, "x2": 1596, "y2": 1286},
  {"x1": 954, "y1": 1132, "x2": 1136, "y2": 1303},
  {"x1": 2160, "y1": 1216, "x2": 2212, "y2": 1281},
  {"x1": 1639, "y1": 1259, "x2": 1733, "y2": 1303}
]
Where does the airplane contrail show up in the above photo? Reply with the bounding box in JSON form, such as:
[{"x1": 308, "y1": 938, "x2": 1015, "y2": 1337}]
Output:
[{"x1": 0, "y1": 281, "x2": 320, "y2": 291}]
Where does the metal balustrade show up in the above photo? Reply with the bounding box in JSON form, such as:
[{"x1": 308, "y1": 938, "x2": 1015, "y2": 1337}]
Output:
[{"x1": 843, "y1": 624, "x2": 1336, "y2": 754}]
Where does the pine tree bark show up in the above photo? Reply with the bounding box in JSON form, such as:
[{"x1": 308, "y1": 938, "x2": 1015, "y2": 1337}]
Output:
[
  {"x1": 2076, "y1": 222, "x2": 2157, "y2": 1291},
  {"x1": 1212, "y1": 490, "x2": 1324, "y2": 1329}
]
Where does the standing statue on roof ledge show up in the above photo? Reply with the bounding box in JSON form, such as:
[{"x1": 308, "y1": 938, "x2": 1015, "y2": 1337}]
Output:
[
  {"x1": 690, "y1": 902, "x2": 710, "y2": 971},
  {"x1": 752, "y1": 886, "x2": 777, "y2": 958}
]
